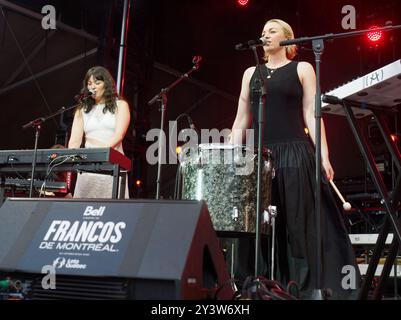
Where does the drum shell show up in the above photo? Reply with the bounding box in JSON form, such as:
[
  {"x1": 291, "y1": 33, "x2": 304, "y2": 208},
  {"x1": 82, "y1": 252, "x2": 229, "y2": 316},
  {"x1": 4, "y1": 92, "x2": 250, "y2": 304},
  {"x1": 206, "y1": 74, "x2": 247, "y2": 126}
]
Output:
[{"x1": 180, "y1": 144, "x2": 273, "y2": 233}]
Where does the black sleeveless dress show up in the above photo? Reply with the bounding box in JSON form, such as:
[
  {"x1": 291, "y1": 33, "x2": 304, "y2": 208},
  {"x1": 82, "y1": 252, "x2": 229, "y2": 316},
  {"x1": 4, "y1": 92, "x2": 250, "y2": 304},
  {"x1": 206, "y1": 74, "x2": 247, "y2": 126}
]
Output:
[{"x1": 250, "y1": 61, "x2": 359, "y2": 299}]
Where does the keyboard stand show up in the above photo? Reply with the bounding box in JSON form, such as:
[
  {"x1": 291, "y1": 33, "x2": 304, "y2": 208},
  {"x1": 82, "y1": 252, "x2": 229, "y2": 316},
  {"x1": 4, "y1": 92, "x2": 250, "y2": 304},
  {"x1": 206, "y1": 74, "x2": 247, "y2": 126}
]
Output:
[
  {"x1": 341, "y1": 100, "x2": 401, "y2": 299},
  {"x1": 111, "y1": 165, "x2": 128, "y2": 199},
  {"x1": 0, "y1": 162, "x2": 125, "y2": 200}
]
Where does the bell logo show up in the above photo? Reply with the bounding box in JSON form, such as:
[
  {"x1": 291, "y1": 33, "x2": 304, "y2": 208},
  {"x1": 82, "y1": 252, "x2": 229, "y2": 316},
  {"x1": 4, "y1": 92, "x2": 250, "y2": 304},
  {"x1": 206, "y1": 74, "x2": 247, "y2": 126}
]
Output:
[{"x1": 83, "y1": 206, "x2": 106, "y2": 217}]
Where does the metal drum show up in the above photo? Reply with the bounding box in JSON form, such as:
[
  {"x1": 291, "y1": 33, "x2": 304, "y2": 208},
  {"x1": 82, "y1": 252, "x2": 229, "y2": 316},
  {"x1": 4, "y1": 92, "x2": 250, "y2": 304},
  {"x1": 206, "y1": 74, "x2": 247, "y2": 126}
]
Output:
[{"x1": 179, "y1": 143, "x2": 273, "y2": 233}]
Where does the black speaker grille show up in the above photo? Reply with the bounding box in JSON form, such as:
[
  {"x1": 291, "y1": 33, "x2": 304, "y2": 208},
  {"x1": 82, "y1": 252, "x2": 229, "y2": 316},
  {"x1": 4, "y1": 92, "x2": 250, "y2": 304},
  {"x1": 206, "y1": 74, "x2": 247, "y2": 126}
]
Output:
[
  {"x1": 1, "y1": 272, "x2": 181, "y2": 299},
  {"x1": 30, "y1": 275, "x2": 129, "y2": 300}
]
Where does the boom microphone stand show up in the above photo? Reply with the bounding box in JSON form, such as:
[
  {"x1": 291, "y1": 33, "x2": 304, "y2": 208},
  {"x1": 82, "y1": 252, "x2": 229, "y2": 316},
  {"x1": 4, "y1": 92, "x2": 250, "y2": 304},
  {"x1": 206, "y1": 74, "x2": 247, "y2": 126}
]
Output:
[
  {"x1": 147, "y1": 56, "x2": 202, "y2": 200},
  {"x1": 279, "y1": 23, "x2": 401, "y2": 300},
  {"x1": 22, "y1": 103, "x2": 79, "y2": 198}
]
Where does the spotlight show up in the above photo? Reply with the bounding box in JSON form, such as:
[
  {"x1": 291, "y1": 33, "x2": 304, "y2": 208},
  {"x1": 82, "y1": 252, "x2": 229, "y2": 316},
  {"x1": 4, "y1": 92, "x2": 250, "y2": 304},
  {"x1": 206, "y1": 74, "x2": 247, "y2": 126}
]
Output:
[
  {"x1": 237, "y1": 0, "x2": 249, "y2": 7},
  {"x1": 367, "y1": 25, "x2": 383, "y2": 43}
]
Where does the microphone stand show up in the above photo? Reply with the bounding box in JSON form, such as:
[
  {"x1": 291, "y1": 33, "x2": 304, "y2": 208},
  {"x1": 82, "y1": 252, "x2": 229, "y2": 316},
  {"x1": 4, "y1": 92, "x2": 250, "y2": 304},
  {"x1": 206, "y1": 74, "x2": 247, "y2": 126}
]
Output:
[
  {"x1": 148, "y1": 57, "x2": 201, "y2": 200},
  {"x1": 22, "y1": 103, "x2": 78, "y2": 198},
  {"x1": 280, "y1": 23, "x2": 401, "y2": 300},
  {"x1": 249, "y1": 46, "x2": 267, "y2": 279}
]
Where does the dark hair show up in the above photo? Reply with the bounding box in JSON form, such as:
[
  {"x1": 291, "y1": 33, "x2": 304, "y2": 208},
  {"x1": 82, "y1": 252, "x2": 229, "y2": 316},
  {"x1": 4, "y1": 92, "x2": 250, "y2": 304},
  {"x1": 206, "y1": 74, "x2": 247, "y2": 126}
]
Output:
[{"x1": 77, "y1": 66, "x2": 118, "y2": 114}]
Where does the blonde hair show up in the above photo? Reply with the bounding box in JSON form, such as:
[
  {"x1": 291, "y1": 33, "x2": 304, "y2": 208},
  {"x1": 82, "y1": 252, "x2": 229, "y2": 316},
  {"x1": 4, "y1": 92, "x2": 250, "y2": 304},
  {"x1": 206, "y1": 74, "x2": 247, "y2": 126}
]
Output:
[{"x1": 263, "y1": 19, "x2": 297, "y2": 61}]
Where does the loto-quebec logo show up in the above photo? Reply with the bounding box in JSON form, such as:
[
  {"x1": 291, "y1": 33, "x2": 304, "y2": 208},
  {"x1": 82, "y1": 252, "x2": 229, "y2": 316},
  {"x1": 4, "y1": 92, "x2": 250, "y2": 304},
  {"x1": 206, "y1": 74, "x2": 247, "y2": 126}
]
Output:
[
  {"x1": 52, "y1": 257, "x2": 66, "y2": 268},
  {"x1": 52, "y1": 257, "x2": 87, "y2": 270}
]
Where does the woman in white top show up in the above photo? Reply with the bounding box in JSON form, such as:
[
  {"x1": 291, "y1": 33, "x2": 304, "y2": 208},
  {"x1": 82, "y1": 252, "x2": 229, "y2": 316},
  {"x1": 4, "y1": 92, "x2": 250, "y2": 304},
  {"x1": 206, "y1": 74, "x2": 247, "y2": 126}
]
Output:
[{"x1": 68, "y1": 66, "x2": 131, "y2": 198}]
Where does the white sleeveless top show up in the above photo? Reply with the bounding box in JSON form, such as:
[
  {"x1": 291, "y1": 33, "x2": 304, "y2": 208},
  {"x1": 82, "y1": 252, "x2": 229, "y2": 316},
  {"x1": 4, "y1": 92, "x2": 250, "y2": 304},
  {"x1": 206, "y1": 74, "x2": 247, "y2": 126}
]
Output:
[
  {"x1": 73, "y1": 101, "x2": 129, "y2": 199},
  {"x1": 82, "y1": 102, "x2": 124, "y2": 153}
]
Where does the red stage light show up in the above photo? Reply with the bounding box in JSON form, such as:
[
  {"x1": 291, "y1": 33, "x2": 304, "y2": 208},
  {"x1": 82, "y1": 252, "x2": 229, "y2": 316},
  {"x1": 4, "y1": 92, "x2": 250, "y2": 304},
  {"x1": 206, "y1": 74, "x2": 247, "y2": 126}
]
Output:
[
  {"x1": 391, "y1": 134, "x2": 398, "y2": 142},
  {"x1": 237, "y1": 0, "x2": 249, "y2": 6},
  {"x1": 367, "y1": 26, "x2": 383, "y2": 43}
]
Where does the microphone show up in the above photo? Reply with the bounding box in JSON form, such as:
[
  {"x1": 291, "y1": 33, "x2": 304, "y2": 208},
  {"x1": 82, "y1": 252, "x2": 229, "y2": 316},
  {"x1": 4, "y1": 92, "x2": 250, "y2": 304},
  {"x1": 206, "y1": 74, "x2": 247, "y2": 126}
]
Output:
[
  {"x1": 192, "y1": 55, "x2": 202, "y2": 70},
  {"x1": 74, "y1": 90, "x2": 93, "y2": 102},
  {"x1": 187, "y1": 116, "x2": 196, "y2": 131},
  {"x1": 235, "y1": 37, "x2": 268, "y2": 51},
  {"x1": 185, "y1": 115, "x2": 200, "y2": 144},
  {"x1": 192, "y1": 55, "x2": 202, "y2": 64}
]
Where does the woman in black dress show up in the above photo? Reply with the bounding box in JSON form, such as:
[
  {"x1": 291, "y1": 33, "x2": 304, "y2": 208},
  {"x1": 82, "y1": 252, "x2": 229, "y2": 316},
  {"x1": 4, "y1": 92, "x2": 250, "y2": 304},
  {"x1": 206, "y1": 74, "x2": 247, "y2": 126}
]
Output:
[{"x1": 230, "y1": 19, "x2": 359, "y2": 299}]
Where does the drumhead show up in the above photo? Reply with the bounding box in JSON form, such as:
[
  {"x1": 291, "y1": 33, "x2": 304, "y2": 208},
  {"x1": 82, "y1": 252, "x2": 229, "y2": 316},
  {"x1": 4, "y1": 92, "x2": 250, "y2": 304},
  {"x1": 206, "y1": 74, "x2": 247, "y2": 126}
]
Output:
[
  {"x1": 198, "y1": 143, "x2": 242, "y2": 150},
  {"x1": 179, "y1": 143, "x2": 272, "y2": 166},
  {"x1": 197, "y1": 143, "x2": 271, "y2": 156}
]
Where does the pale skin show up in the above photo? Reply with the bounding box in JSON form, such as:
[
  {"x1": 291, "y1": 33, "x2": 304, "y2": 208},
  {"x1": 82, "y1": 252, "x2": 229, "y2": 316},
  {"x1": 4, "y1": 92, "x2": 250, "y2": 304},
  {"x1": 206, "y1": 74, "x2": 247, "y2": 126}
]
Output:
[
  {"x1": 230, "y1": 21, "x2": 334, "y2": 180},
  {"x1": 68, "y1": 75, "x2": 130, "y2": 149}
]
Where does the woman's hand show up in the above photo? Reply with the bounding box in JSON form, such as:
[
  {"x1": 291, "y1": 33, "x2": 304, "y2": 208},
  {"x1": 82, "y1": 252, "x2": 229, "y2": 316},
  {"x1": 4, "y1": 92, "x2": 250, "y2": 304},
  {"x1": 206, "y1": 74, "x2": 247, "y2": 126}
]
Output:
[{"x1": 322, "y1": 157, "x2": 334, "y2": 181}]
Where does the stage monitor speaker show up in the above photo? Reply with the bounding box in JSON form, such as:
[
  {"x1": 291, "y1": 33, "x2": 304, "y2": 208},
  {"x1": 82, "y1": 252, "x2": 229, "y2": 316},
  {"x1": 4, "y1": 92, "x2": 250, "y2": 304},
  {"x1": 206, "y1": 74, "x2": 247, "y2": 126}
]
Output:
[{"x1": 0, "y1": 198, "x2": 233, "y2": 300}]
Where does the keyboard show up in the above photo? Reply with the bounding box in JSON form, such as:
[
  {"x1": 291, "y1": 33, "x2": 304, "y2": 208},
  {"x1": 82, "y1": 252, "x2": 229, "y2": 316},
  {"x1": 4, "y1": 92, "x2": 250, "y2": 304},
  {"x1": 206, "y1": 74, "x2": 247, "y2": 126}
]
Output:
[
  {"x1": 0, "y1": 147, "x2": 131, "y2": 171},
  {"x1": 322, "y1": 59, "x2": 401, "y2": 118}
]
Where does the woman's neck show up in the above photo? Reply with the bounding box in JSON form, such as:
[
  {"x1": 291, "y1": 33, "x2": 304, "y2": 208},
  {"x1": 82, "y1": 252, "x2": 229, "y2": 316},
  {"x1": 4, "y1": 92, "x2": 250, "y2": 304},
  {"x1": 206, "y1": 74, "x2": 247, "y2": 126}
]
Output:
[
  {"x1": 95, "y1": 98, "x2": 105, "y2": 104},
  {"x1": 266, "y1": 51, "x2": 289, "y2": 68}
]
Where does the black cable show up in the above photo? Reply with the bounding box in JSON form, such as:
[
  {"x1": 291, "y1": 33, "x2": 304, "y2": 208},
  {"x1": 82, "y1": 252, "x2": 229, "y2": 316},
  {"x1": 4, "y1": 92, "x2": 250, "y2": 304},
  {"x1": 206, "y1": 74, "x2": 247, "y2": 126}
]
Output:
[
  {"x1": 9, "y1": 162, "x2": 27, "y2": 180},
  {"x1": 286, "y1": 280, "x2": 300, "y2": 299},
  {"x1": 39, "y1": 154, "x2": 78, "y2": 197},
  {"x1": 239, "y1": 276, "x2": 298, "y2": 300},
  {"x1": 213, "y1": 278, "x2": 243, "y2": 300},
  {"x1": 7, "y1": 163, "x2": 40, "y2": 196},
  {"x1": 168, "y1": 113, "x2": 194, "y2": 157},
  {"x1": 173, "y1": 164, "x2": 182, "y2": 200},
  {"x1": 171, "y1": 113, "x2": 196, "y2": 199}
]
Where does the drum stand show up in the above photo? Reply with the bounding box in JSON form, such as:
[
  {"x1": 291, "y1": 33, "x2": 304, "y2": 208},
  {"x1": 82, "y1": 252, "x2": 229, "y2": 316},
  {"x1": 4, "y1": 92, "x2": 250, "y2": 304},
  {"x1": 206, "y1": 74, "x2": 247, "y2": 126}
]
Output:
[
  {"x1": 265, "y1": 205, "x2": 277, "y2": 280},
  {"x1": 218, "y1": 204, "x2": 277, "y2": 286}
]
